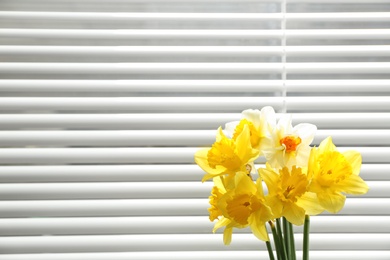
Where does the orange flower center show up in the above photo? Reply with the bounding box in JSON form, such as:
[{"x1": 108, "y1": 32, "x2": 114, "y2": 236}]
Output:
[{"x1": 280, "y1": 136, "x2": 302, "y2": 153}]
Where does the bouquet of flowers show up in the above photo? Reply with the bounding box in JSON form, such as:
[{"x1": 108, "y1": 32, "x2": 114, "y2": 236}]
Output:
[{"x1": 194, "y1": 106, "x2": 368, "y2": 260}]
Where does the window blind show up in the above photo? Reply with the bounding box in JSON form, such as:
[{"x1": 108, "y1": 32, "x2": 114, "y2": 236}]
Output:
[{"x1": 0, "y1": 0, "x2": 389, "y2": 259}]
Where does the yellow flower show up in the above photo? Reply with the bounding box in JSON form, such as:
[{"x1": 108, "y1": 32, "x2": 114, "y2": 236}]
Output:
[
  {"x1": 233, "y1": 118, "x2": 262, "y2": 148},
  {"x1": 262, "y1": 116, "x2": 317, "y2": 169},
  {"x1": 259, "y1": 164, "x2": 323, "y2": 225},
  {"x1": 225, "y1": 106, "x2": 276, "y2": 150},
  {"x1": 208, "y1": 177, "x2": 226, "y2": 221},
  {"x1": 213, "y1": 172, "x2": 273, "y2": 244},
  {"x1": 194, "y1": 125, "x2": 259, "y2": 182},
  {"x1": 307, "y1": 137, "x2": 369, "y2": 213}
]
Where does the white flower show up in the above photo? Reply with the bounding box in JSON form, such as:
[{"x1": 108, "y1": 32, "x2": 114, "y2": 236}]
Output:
[{"x1": 262, "y1": 115, "x2": 316, "y2": 169}]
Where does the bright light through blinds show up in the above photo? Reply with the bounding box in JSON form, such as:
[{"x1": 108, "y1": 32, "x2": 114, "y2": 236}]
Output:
[{"x1": 0, "y1": 0, "x2": 389, "y2": 259}]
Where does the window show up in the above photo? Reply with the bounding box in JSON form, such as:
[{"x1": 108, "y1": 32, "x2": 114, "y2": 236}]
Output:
[{"x1": 0, "y1": 0, "x2": 389, "y2": 259}]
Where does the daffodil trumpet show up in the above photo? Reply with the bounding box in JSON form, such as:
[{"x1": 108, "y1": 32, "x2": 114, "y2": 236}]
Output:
[{"x1": 194, "y1": 107, "x2": 368, "y2": 260}]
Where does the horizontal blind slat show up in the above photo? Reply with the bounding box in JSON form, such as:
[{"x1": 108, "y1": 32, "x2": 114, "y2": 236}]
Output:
[
  {"x1": 0, "y1": 147, "x2": 388, "y2": 164},
  {"x1": 2, "y1": 12, "x2": 390, "y2": 21},
  {"x1": 0, "y1": 29, "x2": 283, "y2": 40},
  {"x1": 0, "y1": 46, "x2": 284, "y2": 57},
  {"x1": 0, "y1": 251, "x2": 389, "y2": 260},
  {"x1": 1, "y1": 63, "x2": 389, "y2": 74},
  {"x1": 0, "y1": 216, "x2": 388, "y2": 236},
  {"x1": 0, "y1": 182, "x2": 213, "y2": 200},
  {"x1": 2, "y1": 29, "x2": 390, "y2": 40},
  {"x1": 0, "y1": 130, "x2": 389, "y2": 146},
  {"x1": 1, "y1": 80, "x2": 389, "y2": 93},
  {"x1": 0, "y1": 97, "x2": 284, "y2": 112},
  {"x1": 0, "y1": 147, "x2": 200, "y2": 164},
  {"x1": 0, "y1": 63, "x2": 283, "y2": 74},
  {"x1": 0, "y1": 12, "x2": 283, "y2": 21},
  {"x1": 3, "y1": 0, "x2": 390, "y2": 3},
  {"x1": 0, "y1": 234, "x2": 389, "y2": 253},
  {"x1": 0, "y1": 164, "x2": 387, "y2": 183},
  {"x1": 0, "y1": 164, "x2": 204, "y2": 182},
  {"x1": 0, "y1": 198, "x2": 387, "y2": 217},
  {"x1": 0, "y1": 181, "x2": 384, "y2": 200},
  {"x1": 2, "y1": 46, "x2": 390, "y2": 58},
  {"x1": 0, "y1": 79, "x2": 283, "y2": 93},
  {"x1": 0, "y1": 97, "x2": 389, "y2": 112},
  {"x1": 1, "y1": 113, "x2": 389, "y2": 130},
  {"x1": 287, "y1": 80, "x2": 390, "y2": 92},
  {"x1": 288, "y1": 0, "x2": 390, "y2": 2}
]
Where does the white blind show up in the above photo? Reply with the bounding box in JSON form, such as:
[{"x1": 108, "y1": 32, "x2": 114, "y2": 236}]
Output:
[{"x1": 0, "y1": 0, "x2": 389, "y2": 259}]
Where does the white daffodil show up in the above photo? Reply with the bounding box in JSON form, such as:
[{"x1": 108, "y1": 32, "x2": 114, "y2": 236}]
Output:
[{"x1": 262, "y1": 115, "x2": 316, "y2": 169}]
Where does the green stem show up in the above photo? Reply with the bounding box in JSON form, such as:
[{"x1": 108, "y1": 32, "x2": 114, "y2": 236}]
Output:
[
  {"x1": 276, "y1": 218, "x2": 287, "y2": 260},
  {"x1": 288, "y1": 221, "x2": 296, "y2": 260},
  {"x1": 303, "y1": 215, "x2": 310, "y2": 260},
  {"x1": 269, "y1": 221, "x2": 282, "y2": 260},
  {"x1": 266, "y1": 240, "x2": 276, "y2": 260},
  {"x1": 282, "y1": 218, "x2": 290, "y2": 259}
]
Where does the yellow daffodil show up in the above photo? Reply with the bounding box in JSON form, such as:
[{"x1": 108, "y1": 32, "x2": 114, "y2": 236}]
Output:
[
  {"x1": 194, "y1": 125, "x2": 259, "y2": 182},
  {"x1": 213, "y1": 172, "x2": 273, "y2": 244},
  {"x1": 307, "y1": 137, "x2": 369, "y2": 213},
  {"x1": 259, "y1": 164, "x2": 323, "y2": 225},
  {"x1": 262, "y1": 116, "x2": 316, "y2": 169},
  {"x1": 208, "y1": 177, "x2": 226, "y2": 221},
  {"x1": 225, "y1": 106, "x2": 276, "y2": 150}
]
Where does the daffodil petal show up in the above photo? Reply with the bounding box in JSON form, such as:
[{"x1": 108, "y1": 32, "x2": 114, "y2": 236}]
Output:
[
  {"x1": 242, "y1": 109, "x2": 262, "y2": 128},
  {"x1": 343, "y1": 150, "x2": 362, "y2": 176},
  {"x1": 256, "y1": 177, "x2": 265, "y2": 196},
  {"x1": 234, "y1": 172, "x2": 257, "y2": 194},
  {"x1": 265, "y1": 195, "x2": 283, "y2": 219},
  {"x1": 224, "y1": 121, "x2": 239, "y2": 138},
  {"x1": 201, "y1": 166, "x2": 227, "y2": 182},
  {"x1": 223, "y1": 226, "x2": 233, "y2": 245},
  {"x1": 261, "y1": 148, "x2": 277, "y2": 166},
  {"x1": 293, "y1": 123, "x2": 317, "y2": 145},
  {"x1": 235, "y1": 125, "x2": 259, "y2": 163},
  {"x1": 283, "y1": 203, "x2": 305, "y2": 226},
  {"x1": 318, "y1": 136, "x2": 336, "y2": 153},
  {"x1": 257, "y1": 201, "x2": 274, "y2": 223},
  {"x1": 216, "y1": 126, "x2": 226, "y2": 142},
  {"x1": 249, "y1": 212, "x2": 269, "y2": 241},
  {"x1": 212, "y1": 217, "x2": 230, "y2": 233},
  {"x1": 336, "y1": 174, "x2": 369, "y2": 195},
  {"x1": 259, "y1": 167, "x2": 279, "y2": 195},
  {"x1": 260, "y1": 106, "x2": 277, "y2": 129},
  {"x1": 307, "y1": 147, "x2": 318, "y2": 180},
  {"x1": 213, "y1": 176, "x2": 227, "y2": 193},
  {"x1": 195, "y1": 149, "x2": 227, "y2": 182},
  {"x1": 277, "y1": 115, "x2": 293, "y2": 135},
  {"x1": 296, "y1": 192, "x2": 324, "y2": 216},
  {"x1": 295, "y1": 144, "x2": 311, "y2": 167},
  {"x1": 318, "y1": 191, "x2": 346, "y2": 214},
  {"x1": 194, "y1": 149, "x2": 216, "y2": 172}
]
